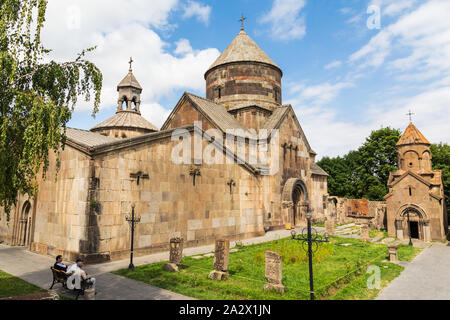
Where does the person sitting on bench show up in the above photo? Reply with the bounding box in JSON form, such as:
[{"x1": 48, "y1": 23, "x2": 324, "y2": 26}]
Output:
[
  {"x1": 66, "y1": 258, "x2": 96, "y2": 290},
  {"x1": 53, "y1": 255, "x2": 67, "y2": 272}
]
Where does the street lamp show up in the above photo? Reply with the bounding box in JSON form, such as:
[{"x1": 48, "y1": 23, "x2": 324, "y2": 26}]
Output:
[
  {"x1": 125, "y1": 203, "x2": 141, "y2": 270},
  {"x1": 291, "y1": 210, "x2": 330, "y2": 300}
]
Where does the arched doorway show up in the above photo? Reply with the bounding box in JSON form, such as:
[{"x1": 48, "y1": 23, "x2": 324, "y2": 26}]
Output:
[
  {"x1": 395, "y1": 204, "x2": 430, "y2": 242},
  {"x1": 15, "y1": 201, "x2": 32, "y2": 246},
  {"x1": 282, "y1": 178, "x2": 309, "y2": 227}
]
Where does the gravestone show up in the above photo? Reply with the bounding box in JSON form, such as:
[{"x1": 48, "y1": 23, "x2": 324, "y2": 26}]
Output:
[
  {"x1": 208, "y1": 239, "x2": 230, "y2": 280},
  {"x1": 360, "y1": 224, "x2": 370, "y2": 242},
  {"x1": 388, "y1": 245, "x2": 399, "y2": 264},
  {"x1": 325, "y1": 219, "x2": 335, "y2": 236},
  {"x1": 164, "y1": 237, "x2": 183, "y2": 272},
  {"x1": 263, "y1": 251, "x2": 285, "y2": 294}
]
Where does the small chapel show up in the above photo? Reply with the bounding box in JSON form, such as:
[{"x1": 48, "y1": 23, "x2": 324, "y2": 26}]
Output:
[
  {"x1": 385, "y1": 123, "x2": 448, "y2": 241},
  {"x1": 0, "y1": 27, "x2": 329, "y2": 262}
]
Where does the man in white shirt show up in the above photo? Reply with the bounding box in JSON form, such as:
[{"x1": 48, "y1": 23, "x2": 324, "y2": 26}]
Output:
[{"x1": 66, "y1": 258, "x2": 96, "y2": 290}]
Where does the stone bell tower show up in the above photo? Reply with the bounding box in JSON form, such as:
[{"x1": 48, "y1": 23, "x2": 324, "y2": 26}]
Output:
[
  {"x1": 385, "y1": 122, "x2": 448, "y2": 242},
  {"x1": 117, "y1": 57, "x2": 142, "y2": 113},
  {"x1": 90, "y1": 58, "x2": 158, "y2": 138}
]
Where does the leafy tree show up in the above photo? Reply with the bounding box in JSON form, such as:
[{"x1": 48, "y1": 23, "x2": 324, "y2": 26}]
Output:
[
  {"x1": 0, "y1": 0, "x2": 102, "y2": 219},
  {"x1": 317, "y1": 127, "x2": 401, "y2": 201},
  {"x1": 430, "y1": 143, "x2": 450, "y2": 208},
  {"x1": 357, "y1": 127, "x2": 401, "y2": 200}
]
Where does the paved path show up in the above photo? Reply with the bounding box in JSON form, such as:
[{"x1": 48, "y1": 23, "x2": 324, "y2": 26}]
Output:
[
  {"x1": 0, "y1": 245, "x2": 190, "y2": 300},
  {"x1": 0, "y1": 227, "x2": 310, "y2": 300},
  {"x1": 377, "y1": 243, "x2": 450, "y2": 300}
]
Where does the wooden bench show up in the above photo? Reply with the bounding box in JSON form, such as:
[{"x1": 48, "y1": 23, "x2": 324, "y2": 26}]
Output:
[
  {"x1": 50, "y1": 267, "x2": 91, "y2": 300},
  {"x1": 50, "y1": 267, "x2": 70, "y2": 289}
]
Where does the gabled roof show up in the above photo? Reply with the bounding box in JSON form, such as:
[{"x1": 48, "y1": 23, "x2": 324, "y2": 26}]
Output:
[
  {"x1": 206, "y1": 30, "x2": 281, "y2": 75},
  {"x1": 90, "y1": 111, "x2": 158, "y2": 132},
  {"x1": 388, "y1": 170, "x2": 431, "y2": 188},
  {"x1": 66, "y1": 127, "x2": 119, "y2": 148},
  {"x1": 161, "y1": 92, "x2": 245, "y2": 134},
  {"x1": 261, "y1": 105, "x2": 290, "y2": 131},
  {"x1": 261, "y1": 105, "x2": 314, "y2": 154},
  {"x1": 397, "y1": 122, "x2": 431, "y2": 146},
  {"x1": 117, "y1": 70, "x2": 142, "y2": 90},
  {"x1": 311, "y1": 163, "x2": 329, "y2": 176}
]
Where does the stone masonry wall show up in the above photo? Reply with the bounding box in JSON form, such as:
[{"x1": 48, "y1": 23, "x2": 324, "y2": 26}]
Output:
[
  {"x1": 205, "y1": 62, "x2": 282, "y2": 110},
  {"x1": 91, "y1": 134, "x2": 265, "y2": 260}
]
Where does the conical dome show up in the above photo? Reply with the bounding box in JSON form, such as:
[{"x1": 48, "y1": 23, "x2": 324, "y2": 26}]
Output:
[
  {"x1": 206, "y1": 30, "x2": 281, "y2": 74},
  {"x1": 205, "y1": 29, "x2": 283, "y2": 111},
  {"x1": 397, "y1": 123, "x2": 431, "y2": 146}
]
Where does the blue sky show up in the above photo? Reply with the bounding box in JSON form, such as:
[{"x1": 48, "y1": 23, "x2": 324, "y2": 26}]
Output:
[{"x1": 41, "y1": 0, "x2": 450, "y2": 158}]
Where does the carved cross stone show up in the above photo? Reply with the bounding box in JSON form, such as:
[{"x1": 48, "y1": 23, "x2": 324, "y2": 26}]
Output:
[
  {"x1": 264, "y1": 251, "x2": 285, "y2": 294},
  {"x1": 130, "y1": 171, "x2": 149, "y2": 185},
  {"x1": 325, "y1": 218, "x2": 335, "y2": 236},
  {"x1": 164, "y1": 237, "x2": 183, "y2": 272},
  {"x1": 360, "y1": 224, "x2": 370, "y2": 242},
  {"x1": 189, "y1": 167, "x2": 201, "y2": 186},
  {"x1": 388, "y1": 245, "x2": 399, "y2": 264},
  {"x1": 227, "y1": 179, "x2": 236, "y2": 194},
  {"x1": 208, "y1": 239, "x2": 230, "y2": 280}
]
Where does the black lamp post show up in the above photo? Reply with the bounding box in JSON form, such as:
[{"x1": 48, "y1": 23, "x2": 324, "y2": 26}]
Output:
[
  {"x1": 125, "y1": 204, "x2": 141, "y2": 270},
  {"x1": 291, "y1": 211, "x2": 329, "y2": 301},
  {"x1": 406, "y1": 211, "x2": 413, "y2": 246}
]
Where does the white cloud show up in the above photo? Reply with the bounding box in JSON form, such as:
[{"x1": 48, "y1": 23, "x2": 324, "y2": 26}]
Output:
[
  {"x1": 287, "y1": 81, "x2": 354, "y2": 107},
  {"x1": 352, "y1": 0, "x2": 450, "y2": 75},
  {"x1": 182, "y1": 0, "x2": 211, "y2": 26},
  {"x1": 370, "y1": 0, "x2": 418, "y2": 17},
  {"x1": 41, "y1": 0, "x2": 220, "y2": 128},
  {"x1": 290, "y1": 0, "x2": 449, "y2": 158},
  {"x1": 174, "y1": 39, "x2": 194, "y2": 55},
  {"x1": 260, "y1": 0, "x2": 307, "y2": 41},
  {"x1": 324, "y1": 60, "x2": 342, "y2": 70},
  {"x1": 284, "y1": 81, "x2": 360, "y2": 157}
]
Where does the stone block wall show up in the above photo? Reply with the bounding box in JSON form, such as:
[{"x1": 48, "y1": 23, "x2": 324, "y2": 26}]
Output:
[
  {"x1": 326, "y1": 196, "x2": 386, "y2": 230},
  {"x1": 205, "y1": 62, "x2": 282, "y2": 110},
  {"x1": 30, "y1": 147, "x2": 92, "y2": 259},
  {"x1": 91, "y1": 134, "x2": 265, "y2": 260}
]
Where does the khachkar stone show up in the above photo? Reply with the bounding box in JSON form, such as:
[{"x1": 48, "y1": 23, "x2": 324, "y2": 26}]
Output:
[
  {"x1": 360, "y1": 224, "x2": 370, "y2": 242},
  {"x1": 264, "y1": 251, "x2": 285, "y2": 294},
  {"x1": 164, "y1": 237, "x2": 183, "y2": 272},
  {"x1": 325, "y1": 219, "x2": 335, "y2": 236},
  {"x1": 208, "y1": 239, "x2": 230, "y2": 280},
  {"x1": 388, "y1": 245, "x2": 399, "y2": 264}
]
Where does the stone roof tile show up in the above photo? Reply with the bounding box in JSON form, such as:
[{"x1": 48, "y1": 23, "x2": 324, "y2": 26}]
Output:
[
  {"x1": 90, "y1": 111, "x2": 158, "y2": 132},
  {"x1": 397, "y1": 122, "x2": 431, "y2": 146},
  {"x1": 185, "y1": 93, "x2": 245, "y2": 132},
  {"x1": 311, "y1": 163, "x2": 329, "y2": 176},
  {"x1": 207, "y1": 30, "x2": 280, "y2": 73},
  {"x1": 117, "y1": 71, "x2": 142, "y2": 90},
  {"x1": 66, "y1": 127, "x2": 119, "y2": 148}
]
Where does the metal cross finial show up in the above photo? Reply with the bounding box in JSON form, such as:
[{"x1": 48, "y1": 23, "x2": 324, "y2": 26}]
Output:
[
  {"x1": 128, "y1": 57, "x2": 134, "y2": 72},
  {"x1": 406, "y1": 110, "x2": 415, "y2": 122},
  {"x1": 239, "y1": 14, "x2": 247, "y2": 31}
]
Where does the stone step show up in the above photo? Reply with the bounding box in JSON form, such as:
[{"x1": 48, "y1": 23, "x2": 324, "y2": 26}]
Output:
[
  {"x1": 336, "y1": 223, "x2": 355, "y2": 230},
  {"x1": 371, "y1": 235, "x2": 384, "y2": 243}
]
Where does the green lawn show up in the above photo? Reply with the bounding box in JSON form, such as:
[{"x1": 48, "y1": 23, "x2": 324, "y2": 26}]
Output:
[
  {"x1": 0, "y1": 270, "x2": 44, "y2": 299},
  {"x1": 113, "y1": 236, "x2": 422, "y2": 300}
]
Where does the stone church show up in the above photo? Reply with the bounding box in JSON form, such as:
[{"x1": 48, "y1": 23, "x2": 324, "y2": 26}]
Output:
[
  {"x1": 385, "y1": 123, "x2": 448, "y2": 241},
  {"x1": 0, "y1": 28, "x2": 329, "y2": 262}
]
